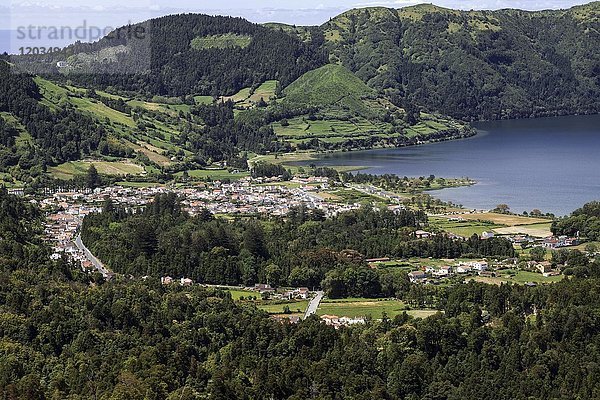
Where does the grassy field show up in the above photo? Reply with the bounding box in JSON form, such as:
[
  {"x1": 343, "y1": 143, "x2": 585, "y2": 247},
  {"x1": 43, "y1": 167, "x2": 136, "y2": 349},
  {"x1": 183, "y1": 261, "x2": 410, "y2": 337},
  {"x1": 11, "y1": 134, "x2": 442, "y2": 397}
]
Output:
[
  {"x1": 317, "y1": 298, "x2": 438, "y2": 319},
  {"x1": 0, "y1": 112, "x2": 32, "y2": 149},
  {"x1": 430, "y1": 216, "x2": 502, "y2": 238},
  {"x1": 221, "y1": 80, "x2": 278, "y2": 108},
  {"x1": 258, "y1": 300, "x2": 309, "y2": 315},
  {"x1": 225, "y1": 289, "x2": 257, "y2": 300},
  {"x1": 174, "y1": 169, "x2": 249, "y2": 181},
  {"x1": 448, "y1": 213, "x2": 549, "y2": 226},
  {"x1": 48, "y1": 161, "x2": 144, "y2": 179},
  {"x1": 434, "y1": 213, "x2": 553, "y2": 238},
  {"x1": 468, "y1": 270, "x2": 563, "y2": 286},
  {"x1": 116, "y1": 181, "x2": 163, "y2": 188},
  {"x1": 34, "y1": 76, "x2": 196, "y2": 172},
  {"x1": 493, "y1": 222, "x2": 553, "y2": 238},
  {"x1": 194, "y1": 95, "x2": 214, "y2": 105},
  {"x1": 191, "y1": 33, "x2": 252, "y2": 50},
  {"x1": 247, "y1": 80, "x2": 278, "y2": 103}
]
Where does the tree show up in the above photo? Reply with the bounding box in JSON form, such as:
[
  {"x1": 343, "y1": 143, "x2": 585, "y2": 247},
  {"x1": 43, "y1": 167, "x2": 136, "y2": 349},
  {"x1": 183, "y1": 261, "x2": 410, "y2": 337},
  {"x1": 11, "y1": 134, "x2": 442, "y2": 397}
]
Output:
[
  {"x1": 265, "y1": 264, "x2": 282, "y2": 287},
  {"x1": 530, "y1": 246, "x2": 547, "y2": 262},
  {"x1": 86, "y1": 164, "x2": 100, "y2": 189},
  {"x1": 493, "y1": 204, "x2": 510, "y2": 214}
]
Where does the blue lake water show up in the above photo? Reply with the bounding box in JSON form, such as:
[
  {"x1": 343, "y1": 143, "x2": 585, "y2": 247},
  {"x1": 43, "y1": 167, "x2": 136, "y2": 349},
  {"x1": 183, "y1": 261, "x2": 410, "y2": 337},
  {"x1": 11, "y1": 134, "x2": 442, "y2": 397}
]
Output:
[{"x1": 296, "y1": 114, "x2": 600, "y2": 216}]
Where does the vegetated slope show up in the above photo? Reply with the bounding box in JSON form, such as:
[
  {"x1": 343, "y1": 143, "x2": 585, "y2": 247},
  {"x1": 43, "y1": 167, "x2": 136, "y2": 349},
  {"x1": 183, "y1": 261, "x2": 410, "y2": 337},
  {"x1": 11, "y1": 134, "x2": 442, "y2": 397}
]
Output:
[
  {"x1": 321, "y1": 2, "x2": 600, "y2": 120},
  {"x1": 265, "y1": 64, "x2": 473, "y2": 150},
  {"x1": 13, "y1": 14, "x2": 327, "y2": 97},
  {"x1": 283, "y1": 64, "x2": 377, "y2": 118},
  {"x1": 0, "y1": 61, "x2": 109, "y2": 173},
  {"x1": 0, "y1": 60, "x2": 202, "y2": 183}
]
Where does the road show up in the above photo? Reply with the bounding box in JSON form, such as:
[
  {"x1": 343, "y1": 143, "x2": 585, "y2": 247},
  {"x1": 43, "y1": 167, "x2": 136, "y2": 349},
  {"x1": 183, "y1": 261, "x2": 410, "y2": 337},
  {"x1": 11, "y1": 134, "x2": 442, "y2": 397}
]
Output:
[
  {"x1": 304, "y1": 291, "x2": 324, "y2": 319},
  {"x1": 74, "y1": 234, "x2": 113, "y2": 279}
]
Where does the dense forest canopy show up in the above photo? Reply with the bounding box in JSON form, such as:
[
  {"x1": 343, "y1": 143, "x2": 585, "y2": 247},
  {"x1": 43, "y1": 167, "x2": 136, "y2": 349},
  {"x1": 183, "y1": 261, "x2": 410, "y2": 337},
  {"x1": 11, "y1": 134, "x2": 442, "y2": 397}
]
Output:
[
  {"x1": 13, "y1": 14, "x2": 328, "y2": 97},
  {"x1": 552, "y1": 201, "x2": 600, "y2": 240},
  {"x1": 3, "y1": 191, "x2": 600, "y2": 398},
  {"x1": 321, "y1": 3, "x2": 600, "y2": 120},
  {"x1": 81, "y1": 194, "x2": 515, "y2": 294}
]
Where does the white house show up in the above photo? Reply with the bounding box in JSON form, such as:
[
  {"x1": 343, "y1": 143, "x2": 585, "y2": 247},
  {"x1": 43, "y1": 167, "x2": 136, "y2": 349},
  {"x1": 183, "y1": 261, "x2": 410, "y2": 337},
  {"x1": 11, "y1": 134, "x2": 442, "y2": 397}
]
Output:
[
  {"x1": 481, "y1": 231, "x2": 495, "y2": 239},
  {"x1": 408, "y1": 271, "x2": 427, "y2": 283},
  {"x1": 180, "y1": 277, "x2": 193, "y2": 286},
  {"x1": 456, "y1": 265, "x2": 473, "y2": 274}
]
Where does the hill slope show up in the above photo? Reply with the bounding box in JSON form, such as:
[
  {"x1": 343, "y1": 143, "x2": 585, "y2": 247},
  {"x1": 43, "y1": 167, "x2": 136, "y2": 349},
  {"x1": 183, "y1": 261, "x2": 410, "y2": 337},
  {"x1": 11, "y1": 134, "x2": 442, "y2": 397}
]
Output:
[
  {"x1": 321, "y1": 2, "x2": 600, "y2": 120},
  {"x1": 262, "y1": 64, "x2": 473, "y2": 150},
  {"x1": 12, "y1": 14, "x2": 327, "y2": 98},
  {"x1": 283, "y1": 64, "x2": 377, "y2": 118}
]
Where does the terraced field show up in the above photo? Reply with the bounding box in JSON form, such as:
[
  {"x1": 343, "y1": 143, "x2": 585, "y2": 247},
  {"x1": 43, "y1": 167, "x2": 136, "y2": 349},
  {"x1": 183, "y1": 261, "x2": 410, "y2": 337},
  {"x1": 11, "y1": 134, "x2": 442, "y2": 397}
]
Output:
[
  {"x1": 33, "y1": 77, "x2": 196, "y2": 174},
  {"x1": 221, "y1": 80, "x2": 278, "y2": 108}
]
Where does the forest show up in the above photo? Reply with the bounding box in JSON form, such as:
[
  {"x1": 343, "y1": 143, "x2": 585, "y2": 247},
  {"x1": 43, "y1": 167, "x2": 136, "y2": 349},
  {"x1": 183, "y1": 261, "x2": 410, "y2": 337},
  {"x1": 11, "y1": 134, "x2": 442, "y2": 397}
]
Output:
[
  {"x1": 3, "y1": 189, "x2": 600, "y2": 399},
  {"x1": 81, "y1": 194, "x2": 515, "y2": 292},
  {"x1": 322, "y1": 3, "x2": 600, "y2": 120},
  {"x1": 552, "y1": 201, "x2": 600, "y2": 241}
]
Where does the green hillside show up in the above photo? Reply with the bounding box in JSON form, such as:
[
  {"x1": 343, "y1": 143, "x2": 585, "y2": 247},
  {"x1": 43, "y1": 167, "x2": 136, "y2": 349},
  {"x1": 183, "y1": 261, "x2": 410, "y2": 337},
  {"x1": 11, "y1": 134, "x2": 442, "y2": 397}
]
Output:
[
  {"x1": 321, "y1": 2, "x2": 600, "y2": 120},
  {"x1": 268, "y1": 64, "x2": 473, "y2": 150},
  {"x1": 283, "y1": 64, "x2": 377, "y2": 118}
]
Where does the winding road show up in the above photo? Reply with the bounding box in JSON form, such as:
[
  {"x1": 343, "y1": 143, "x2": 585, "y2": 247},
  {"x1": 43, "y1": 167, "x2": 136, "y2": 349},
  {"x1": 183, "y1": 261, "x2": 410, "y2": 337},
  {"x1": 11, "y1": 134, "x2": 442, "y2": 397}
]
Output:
[
  {"x1": 304, "y1": 291, "x2": 324, "y2": 319},
  {"x1": 74, "y1": 234, "x2": 112, "y2": 279}
]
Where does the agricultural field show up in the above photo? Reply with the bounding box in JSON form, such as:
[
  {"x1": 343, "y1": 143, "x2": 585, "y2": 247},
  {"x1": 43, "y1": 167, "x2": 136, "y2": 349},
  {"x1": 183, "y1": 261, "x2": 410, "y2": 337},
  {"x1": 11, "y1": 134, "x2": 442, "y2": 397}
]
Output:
[
  {"x1": 468, "y1": 270, "x2": 563, "y2": 286},
  {"x1": 48, "y1": 161, "x2": 144, "y2": 179},
  {"x1": 34, "y1": 77, "x2": 194, "y2": 170},
  {"x1": 493, "y1": 222, "x2": 553, "y2": 238},
  {"x1": 194, "y1": 95, "x2": 214, "y2": 105},
  {"x1": 317, "y1": 297, "x2": 439, "y2": 319},
  {"x1": 430, "y1": 216, "x2": 502, "y2": 238},
  {"x1": 221, "y1": 80, "x2": 278, "y2": 108},
  {"x1": 433, "y1": 213, "x2": 553, "y2": 238},
  {"x1": 449, "y1": 212, "x2": 549, "y2": 226},
  {"x1": 320, "y1": 188, "x2": 386, "y2": 205},
  {"x1": 0, "y1": 112, "x2": 32, "y2": 148},
  {"x1": 116, "y1": 181, "x2": 164, "y2": 188},
  {"x1": 257, "y1": 300, "x2": 309, "y2": 315},
  {"x1": 174, "y1": 169, "x2": 249, "y2": 181},
  {"x1": 225, "y1": 289, "x2": 257, "y2": 300}
]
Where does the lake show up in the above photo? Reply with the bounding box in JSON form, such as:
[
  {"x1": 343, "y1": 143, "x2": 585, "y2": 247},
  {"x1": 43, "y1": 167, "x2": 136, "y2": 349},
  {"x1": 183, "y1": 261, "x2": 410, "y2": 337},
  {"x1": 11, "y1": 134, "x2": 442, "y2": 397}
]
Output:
[{"x1": 296, "y1": 114, "x2": 600, "y2": 216}]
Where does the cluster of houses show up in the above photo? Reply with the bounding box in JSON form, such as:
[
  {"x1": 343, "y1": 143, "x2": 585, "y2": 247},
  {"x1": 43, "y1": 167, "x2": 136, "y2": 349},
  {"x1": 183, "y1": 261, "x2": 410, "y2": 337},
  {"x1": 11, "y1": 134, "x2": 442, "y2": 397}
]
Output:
[
  {"x1": 181, "y1": 176, "x2": 362, "y2": 217},
  {"x1": 44, "y1": 205, "x2": 102, "y2": 274},
  {"x1": 161, "y1": 276, "x2": 194, "y2": 286},
  {"x1": 507, "y1": 233, "x2": 579, "y2": 249},
  {"x1": 320, "y1": 315, "x2": 366, "y2": 328},
  {"x1": 541, "y1": 235, "x2": 580, "y2": 249},
  {"x1": 408, "y1": 260, "x2": 491, "y2": 283},
  {"x1": 37, "y1": 177, "x2": 377, "y2": 274},
  {"x1": 249, "y1": 284, "x2": 311, "y2": 300},
  {"x1": 527, "y1": 261, "x2": 560, "y2": 277}
]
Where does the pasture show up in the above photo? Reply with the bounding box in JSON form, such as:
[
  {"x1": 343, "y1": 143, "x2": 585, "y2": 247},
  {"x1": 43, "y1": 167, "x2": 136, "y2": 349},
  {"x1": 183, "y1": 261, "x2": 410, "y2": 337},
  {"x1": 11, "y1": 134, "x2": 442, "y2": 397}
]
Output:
[
  {"x1": 258, "y1": 300, "x2": 309, "y2": 315},
  {"x1": 48, "y1": 161, "x2": 144, "y2": 179},
  {"x1": 174, "y1": 169, "x2": 249, "y2": 181},
  {"x1": 317, "y1": 298, "x2": 439, "y2": 319},
  {"x1": 467, "y1": 270, "x2": 563, "y2": 286}
]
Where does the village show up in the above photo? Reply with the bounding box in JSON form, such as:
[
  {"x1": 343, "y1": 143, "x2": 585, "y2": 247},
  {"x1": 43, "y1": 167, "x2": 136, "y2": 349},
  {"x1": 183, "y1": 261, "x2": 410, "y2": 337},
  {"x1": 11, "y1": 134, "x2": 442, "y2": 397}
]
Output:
[{"x1": 35, "y1": 175, "x2": 589, "y2": 329}]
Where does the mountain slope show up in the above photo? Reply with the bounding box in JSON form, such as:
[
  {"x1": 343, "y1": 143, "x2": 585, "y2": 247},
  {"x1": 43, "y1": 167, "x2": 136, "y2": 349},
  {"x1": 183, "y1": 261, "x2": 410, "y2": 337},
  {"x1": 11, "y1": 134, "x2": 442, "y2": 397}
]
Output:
[
  {"x1": 260, "y1": 64, "x2": 473, "y2": 150},
  {"x1": 283, "y1": 64, "x2": 377, "y2": 118},
  {"x1": 321, "y1": 2, "x2": 600, "y2": 120},
  {"x1": 13, "y1": 14, "x2": 327, "y2": 98}
]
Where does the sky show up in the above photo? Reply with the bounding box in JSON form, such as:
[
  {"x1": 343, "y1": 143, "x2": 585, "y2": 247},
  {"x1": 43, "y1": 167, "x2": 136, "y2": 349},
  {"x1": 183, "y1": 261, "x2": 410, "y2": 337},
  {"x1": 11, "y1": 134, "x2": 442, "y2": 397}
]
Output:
[{"x1": 1, "y1": 0, "x2": 593, "y2": 53}]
